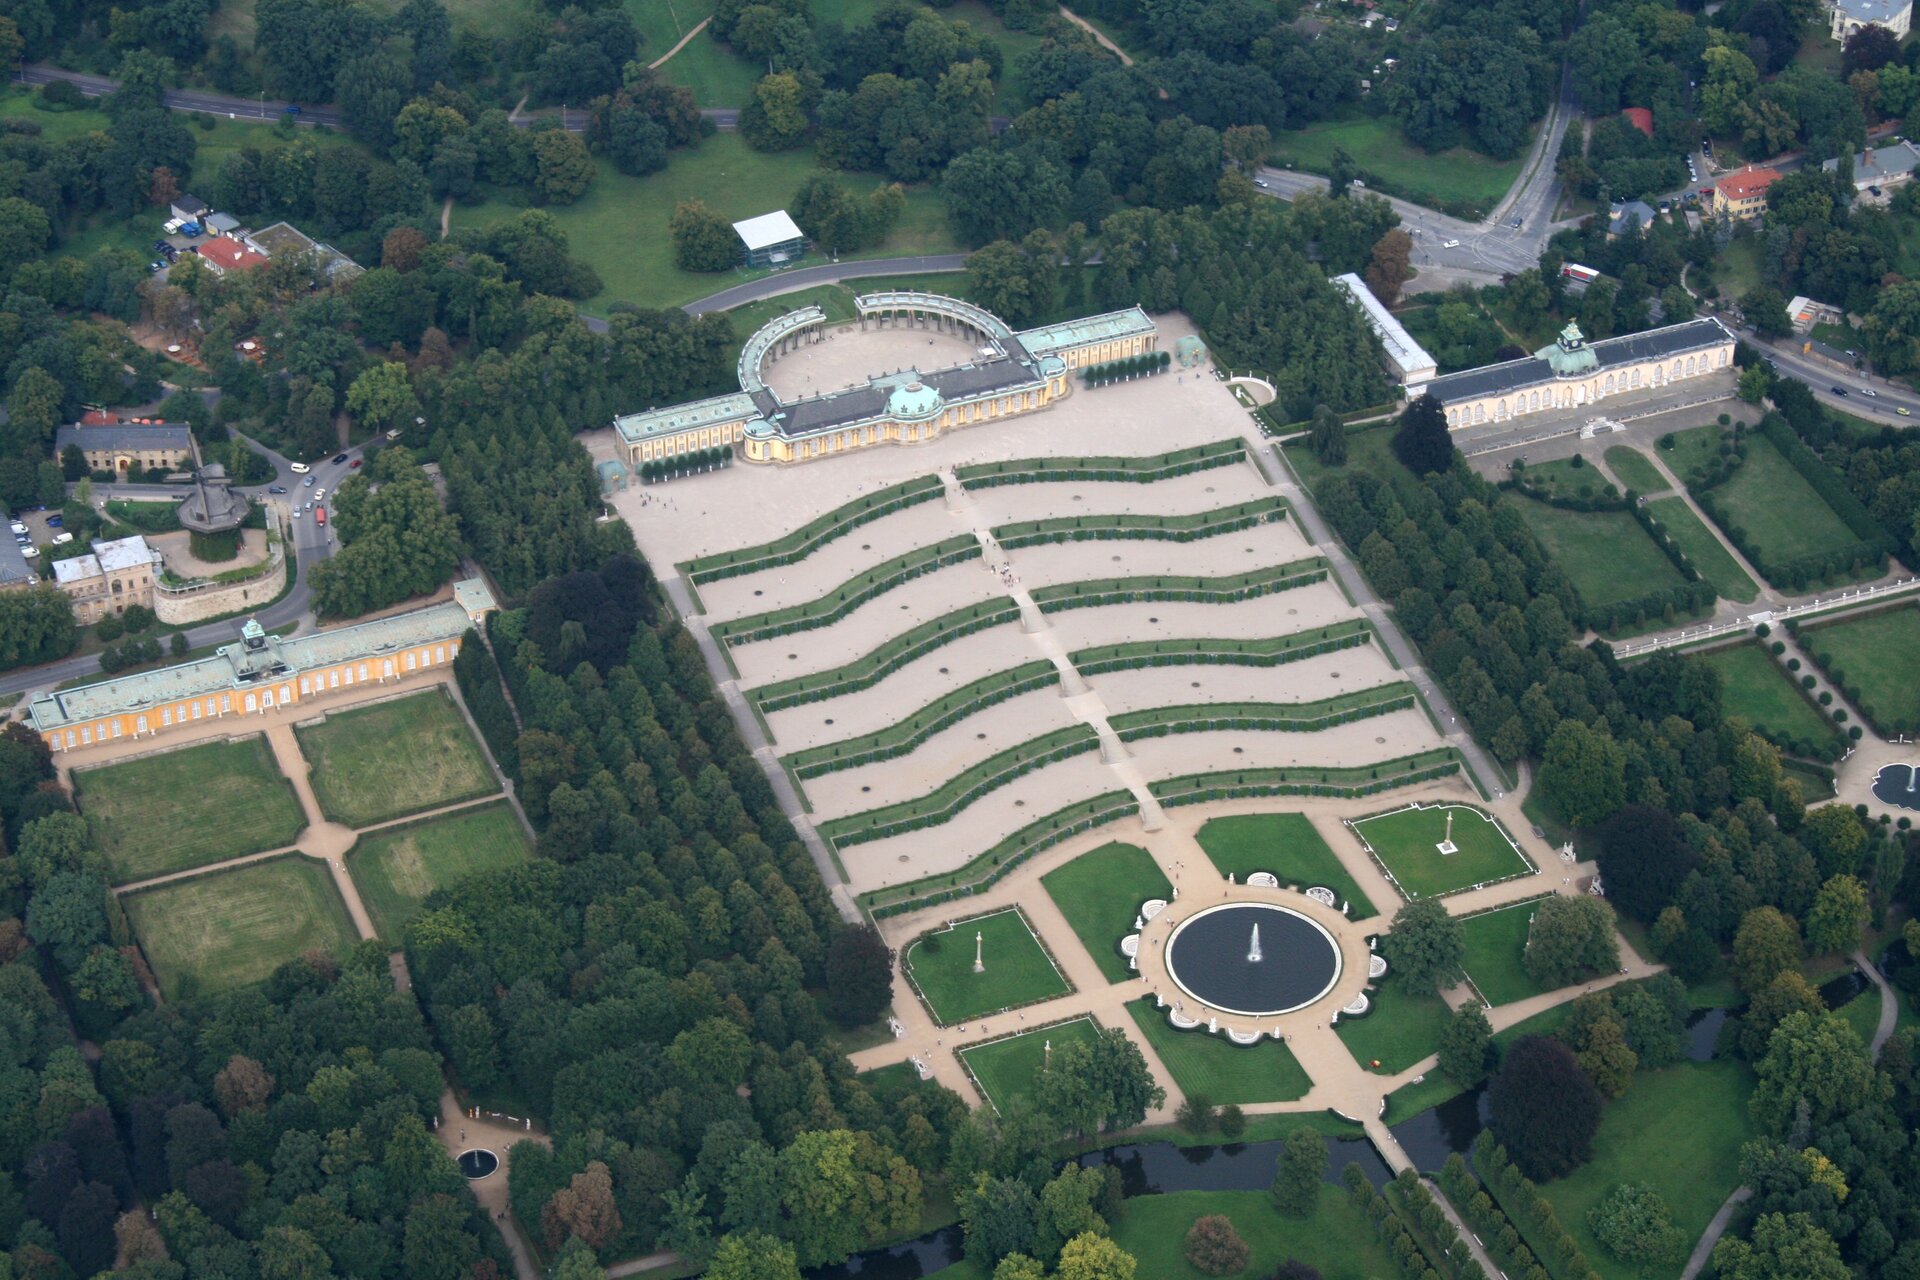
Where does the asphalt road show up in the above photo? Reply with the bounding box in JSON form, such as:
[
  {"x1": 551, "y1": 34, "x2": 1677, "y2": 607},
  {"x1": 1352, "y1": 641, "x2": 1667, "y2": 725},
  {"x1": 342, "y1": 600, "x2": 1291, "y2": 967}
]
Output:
[{"x1": 0, "y1": 435, "x2": 375, "y2": 700}]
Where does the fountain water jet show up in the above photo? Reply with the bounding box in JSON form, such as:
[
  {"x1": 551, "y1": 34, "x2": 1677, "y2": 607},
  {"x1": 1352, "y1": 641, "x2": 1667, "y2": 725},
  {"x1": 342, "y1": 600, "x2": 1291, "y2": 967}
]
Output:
[{"x1": 1248, "y1": 923, "x2": 1263, "y2": 963}]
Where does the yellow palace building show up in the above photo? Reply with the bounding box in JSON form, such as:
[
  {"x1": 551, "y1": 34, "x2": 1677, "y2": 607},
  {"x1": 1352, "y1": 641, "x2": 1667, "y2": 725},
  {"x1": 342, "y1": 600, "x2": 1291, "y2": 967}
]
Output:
[
  {"x1": 27, "y1": 580, "x2": 496, "y2": 753},
  {"x1": 613, "y1": 292, "x2": 1158, "y2": 468}
]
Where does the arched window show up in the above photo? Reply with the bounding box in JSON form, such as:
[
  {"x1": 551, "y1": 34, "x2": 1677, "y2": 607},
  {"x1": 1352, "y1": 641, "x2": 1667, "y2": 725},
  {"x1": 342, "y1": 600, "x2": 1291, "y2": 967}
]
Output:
[
  {"x1": 136, "y1": 715, "x2": 147, "y2": 734},
  {"x1": 382, "y1": 659, "x2": 394, "y2": 678},
  {"x1": 245, "y1": 694, "x2": 257, "y2": 713},
  {"x1": 1473, "y1": 404, "x2": 1486, "y2": 423}
]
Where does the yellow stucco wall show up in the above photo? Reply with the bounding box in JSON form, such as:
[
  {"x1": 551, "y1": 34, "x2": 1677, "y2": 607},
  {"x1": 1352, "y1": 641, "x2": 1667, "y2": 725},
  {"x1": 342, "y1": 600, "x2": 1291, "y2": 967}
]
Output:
[{"x1": 1440, "y1": 341, "x2": 1733, "y2": 429}]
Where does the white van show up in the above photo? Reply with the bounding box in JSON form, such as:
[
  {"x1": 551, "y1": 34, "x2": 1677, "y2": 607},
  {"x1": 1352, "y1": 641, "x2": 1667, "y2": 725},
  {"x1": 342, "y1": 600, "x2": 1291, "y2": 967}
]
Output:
[
  {"x1": 20, "y1": 544, "x2": 38, "y2": 558},
  {"x1": 8, "y1": 521, "x2": 25, "y2": 535},
  {"x1": 51, "y1": 532, "x2": 73, "y2": 545},
  {"x1": 290, "y1": 461, "x2": 311, "y2": 474}
]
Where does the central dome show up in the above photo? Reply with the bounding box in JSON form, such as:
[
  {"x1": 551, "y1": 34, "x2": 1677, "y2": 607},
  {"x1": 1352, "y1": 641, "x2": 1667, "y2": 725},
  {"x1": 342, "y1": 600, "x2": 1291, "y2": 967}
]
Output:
[
  {"x1": 1164, "y1": 903, "x2": 1341, "y2": 1017},
  {"x1": 887, "y1": 379, "x2": 943, "y2": 419}
]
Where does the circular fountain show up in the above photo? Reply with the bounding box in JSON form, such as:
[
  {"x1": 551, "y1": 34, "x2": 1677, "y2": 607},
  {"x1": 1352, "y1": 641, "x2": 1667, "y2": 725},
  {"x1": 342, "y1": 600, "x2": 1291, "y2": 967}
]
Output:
[
  {"x1": 1872, "y1": 763, "x2": 1920, "y2": 813},
  {"x1": 1164, "y1": 902, "x2": 1342, "y2": 1017},
  {"x1": 457, "y1": 1149, "x2": 500, "y2": 1180}
]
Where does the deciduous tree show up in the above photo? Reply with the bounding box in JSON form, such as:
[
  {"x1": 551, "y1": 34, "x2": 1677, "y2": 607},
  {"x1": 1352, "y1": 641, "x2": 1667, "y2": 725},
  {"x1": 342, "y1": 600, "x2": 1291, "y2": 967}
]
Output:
[
  {"x1": 1382, "y1": 897, "x2": 1464, "y2": 990},
  {"x1": 1269, "y1": 1127, "x2": 1326, "y2": 1217},
  {"x1": 1488, "y1": 1034, "x2": 1602, "y2": 1181}
]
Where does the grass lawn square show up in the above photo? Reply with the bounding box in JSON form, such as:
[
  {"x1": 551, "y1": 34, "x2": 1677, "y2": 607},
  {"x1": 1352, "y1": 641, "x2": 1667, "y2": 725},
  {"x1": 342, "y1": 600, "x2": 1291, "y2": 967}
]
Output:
[
  {"x1": 1107, "y1": 1189, "x2": 1401, "y2": 1280},
  {"x1": 1660, "y1": 423, "x2": 1734, "y2": 484},
  {"x1": 1335, "y1": 979, "x2": 1452, "y2": 1073},
  {"x1": 1536, "y1": 1060, "x2": 1755, "y2": 1280},
  {"x1": 1040, "y1": 842, "x2": 1173, "y2": 984},
  {"x1": 346, "y1": 802, "x2": 531, "y2": 941},
  {"x1": 125, "y1": 857, "x2": 360, "y2": 999},
  {"x1": 1710, "y1": 435, "x2": 1863, "y2": 566},
  {"x1": 1512, "y1": 498, "x2": 1687, "y2": 611},
  {"x1": 905, "y1": 908, "x2": 1070, "y2": 1024},
  {"x1": 76, "y1": 736, "x2": 305, "y2": 884},
  {"x1": 1125, "y1": 999, "x2": 1311, "y2": 1104},
  {"x1": 960, "y1": 1017, "x2": 1101, "y2": 1113},
  {"x1": 1196, "y1": 812, "x2": 1379, "y2": 919},
  {"x1": 1458, "y1": 902, "x2": 1548, "y2": 1006},
  {"x1": 1694, "y1": 642, "x2": 1840, "y2": 751},
  {"x1": 1647, "y1": 497, "x2": 1759, "y2": 603},
  {"x1": 1266, "y1": 112, "x2": 1526, "y2": 212},
  {"x1": 1603, "y1": 446, "x2": 1669, "y2": 495},
  {"x1": 1514, "y1": 457, "x2": 1615, "y2": 503},
  {"x1": 1801, "y1": 607, "x2": 1920, "y2": 732},
  {"x1": 1353, "y1": 804, "x2": 1531, "y2": 899},
  {"x1": 295, "y1": 690, "x2": 497, "y2": 828}
]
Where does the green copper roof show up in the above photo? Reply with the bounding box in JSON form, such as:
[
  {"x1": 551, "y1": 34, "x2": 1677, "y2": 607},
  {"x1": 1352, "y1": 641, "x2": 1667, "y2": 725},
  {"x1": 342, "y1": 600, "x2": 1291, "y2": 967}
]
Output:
[
  {"x1": 1535, "y1": 320, "x2": 1598, "y2": 376},
  {"x1": 887, "y1": 381, "x2": 943, "y2": 419}
]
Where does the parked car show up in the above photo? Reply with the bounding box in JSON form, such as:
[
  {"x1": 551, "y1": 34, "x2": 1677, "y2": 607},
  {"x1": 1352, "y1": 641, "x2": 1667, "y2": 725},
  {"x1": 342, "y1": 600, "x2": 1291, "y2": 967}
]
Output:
[
  {"x1": 1831, "y1": 386, "x2": 1850, "y2": 396},
  {"x1": 386, "y1": 427, "x2": 403, "y2": 439},
  {"x1": 303, "y1": 474, "x2": 315, "y2": 487},
  {"x1": 51, "y1": 532, "x2": 72, "y2": 545},
  {"x1": 1898, "y1": 407, "x2": 1911, "y2": 416},
  {"x1": 1870, "y1": 186, "x2": 1884, "y2": 198},
  {"x1": 1442, "y1": 239, "x2": 1460, "y2": 248},
  {"x1": 331, "y1": 452, "x2": 348, "y2": 465},
  {"x1": 349, "y1": 458, "x2": 362, "y2": 469},
  {"x1": 46, "y1": 515, "x2": 62, "y2": 527},
  {"x1": 290, "y1": 461, "x2": 311, "y2": 474},
  {"x1": 267, "y1": 485, "x2": 287, "y2": 494},
  {"x1": 148, "y1": 261, "x2": 165, "y2": 273},
  {"x1": 151, "y1": 239, "x2": 170, "y2": 252},
  {"x1": 19, "y1": 544, "x2": 37, "y2": 558},
  {"x1": 314, "y1": 488, "x2": 326, "y2": 502}
]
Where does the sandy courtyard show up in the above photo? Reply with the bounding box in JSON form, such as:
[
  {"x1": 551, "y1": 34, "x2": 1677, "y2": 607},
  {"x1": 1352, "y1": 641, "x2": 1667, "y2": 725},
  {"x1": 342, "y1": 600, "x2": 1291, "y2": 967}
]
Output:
[
  {"x1": 592, "y1": 309, "x2": 1451, "y2": 894},
  {"x1": 760, "y1": 322, "x2": 985, "y2": 401}
]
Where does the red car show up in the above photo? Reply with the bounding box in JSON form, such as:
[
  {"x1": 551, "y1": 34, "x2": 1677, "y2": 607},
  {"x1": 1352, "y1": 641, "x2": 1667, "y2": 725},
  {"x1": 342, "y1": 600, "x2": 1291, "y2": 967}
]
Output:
[{"x1": 349, "y1": 458, "x2": 362, "y2": 469}]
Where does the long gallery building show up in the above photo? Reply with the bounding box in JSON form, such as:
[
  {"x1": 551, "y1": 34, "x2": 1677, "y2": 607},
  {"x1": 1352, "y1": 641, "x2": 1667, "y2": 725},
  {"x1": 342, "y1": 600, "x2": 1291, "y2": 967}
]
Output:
[
  {"x1": 614, "y1": 292, "x2": 1158, "y2": 468},
  {"x1": 27, "y1": 580, "x2": 495, "y2": 753}
]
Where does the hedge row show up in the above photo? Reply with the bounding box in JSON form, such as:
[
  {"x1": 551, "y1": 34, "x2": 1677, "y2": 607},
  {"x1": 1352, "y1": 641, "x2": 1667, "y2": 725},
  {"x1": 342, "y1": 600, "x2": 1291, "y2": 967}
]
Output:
[
  {"x1": 782, "y1": 660, "x2": 1059, "y2": 778},
  {"x1": 864, "y1": 791, "x2": 1140, "y2": 918},
  {"x1": 710, "y1": 535, "x2": 982, "y2": 645},
  {"x1": 640, "y1": 447, "x2": 731, "y2": 484},
  {"x1": 1068, "y1": 620, "x2": 1375, "y2": 674},
  {"x1": 1342, "y1": 1164, "x2": 1464, "y2": 1280},
  {"x1": 1694, "y1": 483, "x2": 1887, "y2": 593},
  {"x1": 451, "y1": 628, "x2": 521, "y2": 782},
  {"x1": 679, "y1": 474, "x2": 943, "y2": 582},
  {"x1": 748, "y1": 599, "x2": 1020, "y2": 713},
  {"x1": 1381, "y1": 1169, "x2": 1489, "y2": 1280},
  {"x1": 1585, "y1": 578, "x2": 1716, "y2": 637},
  {"x1": 817, "y1": 724, "x2": 1102, "y2": 847},
  {"x1": 1501, "y1": 473, "x2": 1625, "y2": 513},
  {"x1": 1437, "y1": 1154, "x2": 1557, "y2": 1280},
  {"x1": 1082, "y1": 351, "x2": 1172, "y2": 385},
  {"x1": 955, "y1": 437, "x2": 1245, "y2": 488},
  {"x1": 1470, "y1": 1136, "x2": 1603, "y2": 1280},
  {"x1": 1147, "y1": 749, "x2": 1463, "y2": 807},
  {"x1": 989, "y1": 497, "x2": 1289, "y2": 549},
  {"x1": 1798, "y1": 609, "x2": 1920, "y2": 737},
  {"x1": 1030, "y1": 557, "x2": 1328, "y2": 613},
  {"x1": 1259, "y1": 401, "x2": 1399, "y2": 438},
  {"x1": 1108, "y1": 684, "x2": 1415, "y2": 741}
]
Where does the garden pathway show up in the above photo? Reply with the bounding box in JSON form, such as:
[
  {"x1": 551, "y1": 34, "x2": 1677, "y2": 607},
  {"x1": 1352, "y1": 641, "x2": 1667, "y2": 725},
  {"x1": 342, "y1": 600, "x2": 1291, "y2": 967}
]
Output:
[
  {"x1": 1638, "y1": 447, "x2": 1778, "y2": 610},
  {"x1": 646, "y1": 15, "x2": 711, "y2": 69},
  {"x1": 1679, "y1": 1186, "x2": 1753, "y2": 1280},
  {"x1": 1058, "y1": 6, "x2": 1133, "y2": 65},
  {"x1": 1858, "y1": 947, "x2": 1899, "y2": 1055}
]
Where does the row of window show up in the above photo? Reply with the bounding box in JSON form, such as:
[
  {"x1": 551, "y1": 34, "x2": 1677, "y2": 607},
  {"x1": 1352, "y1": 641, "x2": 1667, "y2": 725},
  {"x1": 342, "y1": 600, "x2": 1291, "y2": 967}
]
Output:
[
  {"x1": 635, "y1": 419, "x2": 747, "y2": 462},
  {"x1": 1446, "y1": 347, "x2": 1729, "y2": 426},
  {"x1": 48, "y1": 642, "x2": 455, "y2": 750}
]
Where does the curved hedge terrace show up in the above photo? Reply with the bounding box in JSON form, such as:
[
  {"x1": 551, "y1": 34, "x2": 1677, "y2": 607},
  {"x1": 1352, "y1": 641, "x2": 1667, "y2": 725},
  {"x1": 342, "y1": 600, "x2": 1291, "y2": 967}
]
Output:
[
  {"x1": 1067, "y1": 620, "x2": 1376, "y2": 674},
  {"x1": 747, "y1": 599, "x2": 1021, "y2": 714},
  {"x1": 989, "y1": 497, "x2": 1289, "y2": 549},
  {"x1": 1107, "y1": 683, "x2": 1417, "y2": 741},
  {"x1": 783, "y1": 661, "x2": 1060, "y2": 779},
  {"x1": 955, "y1": 438, "x2": 1246, "y2": 489},
  {"x1": 677, "y1": 475, "x2": 944, "y2": 583},
  {"x1": 1029, "y1": 557, "x2": 1329, "y2": 613},
  {"x1": 709, "y1": 535, "x2": 982, "y2": 646},
  {"x1": 1147, "y1": 749, "x2": 1466, "y2": 808}
]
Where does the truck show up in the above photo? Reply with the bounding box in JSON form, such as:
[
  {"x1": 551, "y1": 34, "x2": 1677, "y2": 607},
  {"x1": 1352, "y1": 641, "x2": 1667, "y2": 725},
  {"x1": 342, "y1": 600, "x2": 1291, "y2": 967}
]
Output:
[
  {"x1": 314, "y1": 506, "x2": 325, "y2": 527},
  {"x1": 179, "y1": 221, "x2": 202, "y2": 237},
  {"x1": 1561, "y1": 263, "x2": 1600, "y2": 284}
]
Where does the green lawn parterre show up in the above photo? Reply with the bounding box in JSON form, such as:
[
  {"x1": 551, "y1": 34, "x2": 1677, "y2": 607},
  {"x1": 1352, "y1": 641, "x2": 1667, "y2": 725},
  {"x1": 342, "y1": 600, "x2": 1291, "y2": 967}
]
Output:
[
  {"x1": 1646, "y1": 497, "x2": 1759, "y2": 603},
  {"x1": 1703, "y1": 434, "x2": 1864, "y2": 566},
  {"x1": 959, "y1": 1016, "x2": 1102, "y2": 1113},
  {"x1": 345, "y1": 802, "x2": 532, "y2": 941},
  {"x1": 1694, "y1": 641, "x2": 1841, "y2": 752},
  {"x1": 1150, "y1": 750, "x2": 1466, "y2": 811},
  {"x1": 1458, "y1": 901, "x2": 1549, "y2": 1006},
  {"x1": 1124, "y1": 999, "x2": 1312, "y2": 1104},
  {"x1": 1660, "y1": 423, "x2": 1734, "y2": 484},
  {"x1": 1040, "y1": 842, "x2": 1174, "y2": 984},
  {"x1": 125, "y1": 856, "x2": 360, "y2": 999},
  {"x1": 295, "y1": 690, "x2": 499, "y2": 828},
  {"x1": 76, "y1": 736, "x2": 306, "y2": 884},
  {"x1": 1195, "y1": 812, "x2": 1379, "y2": 919},
  {"x1": 1334, "y1": 978, "x2": 1453, "y2": 1074},
  {"x1": 1602, "y1": 446, "x2": 1669, "y2": 495},
  {"x1": 905, "y1": 909, "x2": 1070, "y2": 1025},
  {"x1": 1799, "y1": 605, "x2": 1920, "y2": 734},
  {"x1": 1352, "y1": 803, "x2": 1533, "y2": 900},
  {"x1": 1510, "y1": 497, "x2": 1688, "y2": 611}
]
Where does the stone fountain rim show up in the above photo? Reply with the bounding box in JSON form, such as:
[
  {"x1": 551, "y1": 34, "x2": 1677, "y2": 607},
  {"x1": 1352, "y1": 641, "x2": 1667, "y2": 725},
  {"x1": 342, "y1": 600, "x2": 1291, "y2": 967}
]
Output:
[{"x1": 1163, "y1": 900, "x2": 1343, "y2": 1018}]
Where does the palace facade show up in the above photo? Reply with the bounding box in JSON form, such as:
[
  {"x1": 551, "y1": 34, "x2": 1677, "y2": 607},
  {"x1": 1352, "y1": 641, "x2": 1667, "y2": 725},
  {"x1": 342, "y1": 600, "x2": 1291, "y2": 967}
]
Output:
[
  {"x1": 613, "y1": 293, "x2": 1158, "y2": 469},
  {"x1": 28, "y1": 579, "x2": 496, "y2": 753},
  {"x1": 1425, "y1": 318, "x2": 1737, "y2": 431}
]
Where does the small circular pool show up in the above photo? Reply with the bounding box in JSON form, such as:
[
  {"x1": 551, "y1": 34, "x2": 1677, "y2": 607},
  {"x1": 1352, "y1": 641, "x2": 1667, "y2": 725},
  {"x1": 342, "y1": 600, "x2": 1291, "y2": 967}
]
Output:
[
  {"x1": 1164, "y1": 903, "x2": 1341, "y2": 1017},
  {"x1": 458, "y1": 1149, "x2": 499, "y2": 1180},
  {"x1": 1873, "y1": 764, "x2": 1920, "y2": 812}
]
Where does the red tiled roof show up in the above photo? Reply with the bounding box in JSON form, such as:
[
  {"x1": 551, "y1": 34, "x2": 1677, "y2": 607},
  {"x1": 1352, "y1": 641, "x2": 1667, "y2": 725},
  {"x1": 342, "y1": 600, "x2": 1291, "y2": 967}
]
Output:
[
  {"x1": 1622, "y1": 107, "x2": 1653, "y2": 136},
  {"x1": 195, "y1": 239, "x2": 268, "y2": 272},
  {"x1": 1715, "y1": 166, "x2": 1781, "y2": 201}
]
